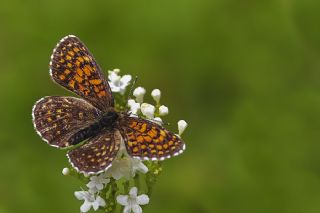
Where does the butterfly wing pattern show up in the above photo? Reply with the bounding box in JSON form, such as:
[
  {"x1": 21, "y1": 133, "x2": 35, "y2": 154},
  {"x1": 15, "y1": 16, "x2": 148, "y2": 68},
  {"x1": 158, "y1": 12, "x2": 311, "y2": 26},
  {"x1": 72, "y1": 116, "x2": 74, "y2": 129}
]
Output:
[
  {"x1": 121, "y1": 117, "x2": 185, "y2": 161},
  {"x1": 50, "y1": 35, "x2": 113, "y2": 111},
  {"x1": 67, "y1": 129, "x2": 121, "y2": 174},
  {"x1": 32, "y1": 35, "x2": 186, "y2": 174},
  {"x1": 32, "y1": 96, "x2": 100, "y2": 148}
]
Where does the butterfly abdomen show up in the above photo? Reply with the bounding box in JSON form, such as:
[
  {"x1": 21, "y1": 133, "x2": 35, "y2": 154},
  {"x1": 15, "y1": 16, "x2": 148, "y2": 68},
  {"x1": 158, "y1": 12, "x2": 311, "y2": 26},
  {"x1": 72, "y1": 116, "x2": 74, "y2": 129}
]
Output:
[{"x1": 69, "y1": 111, "x2": 119, "y2": 145}]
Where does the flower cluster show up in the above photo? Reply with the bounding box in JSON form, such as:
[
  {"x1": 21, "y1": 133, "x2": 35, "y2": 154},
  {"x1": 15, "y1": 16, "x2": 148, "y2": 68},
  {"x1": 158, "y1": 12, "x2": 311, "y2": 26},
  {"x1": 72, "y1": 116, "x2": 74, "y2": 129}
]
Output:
[{"x1": 63, "y1": 69, "x2": 187, "y2": 213}]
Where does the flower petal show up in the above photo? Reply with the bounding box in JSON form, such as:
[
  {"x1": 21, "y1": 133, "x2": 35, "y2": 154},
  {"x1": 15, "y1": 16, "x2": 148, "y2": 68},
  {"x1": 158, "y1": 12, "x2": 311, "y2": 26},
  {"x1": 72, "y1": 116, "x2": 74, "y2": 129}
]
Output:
[
  {"x1": 88, "y1": 187, "x2": 98, "y2": 194},
  {"x1": 80, "y1": 201, "x2": 92, "y2": 213},
  {"x1": 129, "y1": 187, "x2": 138, "y2": 198},
  {"x1": 132, "y1": 204, "x2": 143, "y2": 213},
  {"x1": 110, "y1": 85, "x2": 121, "y2": 92},
  {"x1": 117, "y1": 195, "x2": 129, "y2": 206},
  {"x1": 92, "y1": 196, "x2": 106, "y2": 210},
  {"x1": 92, "y1": 201, "x2": 99, "y2": 211},
  {"x1": 74, "y1": 191, "x2": 86, "y2": 200},
  {"x1": 86, "y1": 181, "x2": 96, "y2": 189},
  {"x1": 96, "y1": 183, "x2": 104, "y2": 190},
  {"x1": 120, "y1": 75, "x2": 132, "y2": 84},
  {"x1": 131, "y1": 158, "x2": 148, "y2": 174},
  {"x1": 97, "y1": 196, "x2": 106, "y2": 207},
  {"x1": 128, "y1": 99, "x2": 140, "y2": 115},
  {"x1": 105, "y1": 158, "x2": 132, "y2": 180},
  {"x1": 108, "y1": 72, "x2": 120, "y2": 83},
  {"x1": 137, "y1": 194, "x2": 150, "y2": 205},
  {"x1": 102, "y1": 178, "x2": 110, "y2": 185},
  {"x1": 123, "y1": 205, "x2": 131, "y2": 213}
]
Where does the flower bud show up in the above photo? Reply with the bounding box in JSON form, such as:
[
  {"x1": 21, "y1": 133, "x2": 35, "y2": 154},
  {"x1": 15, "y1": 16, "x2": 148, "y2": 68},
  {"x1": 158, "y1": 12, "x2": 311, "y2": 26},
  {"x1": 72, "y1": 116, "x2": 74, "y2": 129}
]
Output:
[
  {"x1": 62, "y1": 167, "x2": 70, "y2": 176},
  {"x1": 133, "y1": 87, "x2": 146, "y2": 103},
  {"x1": 151, "y1": 89, "x2": 161, "y2": 103},
  {"x1": 177, "y1": 120, "x2": 188, "y2": 135},
  {"x1": 159, "y1": 105, "x2": 169, "y2": 116},
  {"x1": 141, "y1": 103, "x2": 155, "y2": 119}
]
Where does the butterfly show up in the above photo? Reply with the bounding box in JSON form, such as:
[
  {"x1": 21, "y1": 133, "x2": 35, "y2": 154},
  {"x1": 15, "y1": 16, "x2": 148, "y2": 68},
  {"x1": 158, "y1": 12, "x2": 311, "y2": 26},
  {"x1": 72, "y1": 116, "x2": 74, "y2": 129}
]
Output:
[{"x1": 32, "y1": 35, "x2": 186, "y2": 174}]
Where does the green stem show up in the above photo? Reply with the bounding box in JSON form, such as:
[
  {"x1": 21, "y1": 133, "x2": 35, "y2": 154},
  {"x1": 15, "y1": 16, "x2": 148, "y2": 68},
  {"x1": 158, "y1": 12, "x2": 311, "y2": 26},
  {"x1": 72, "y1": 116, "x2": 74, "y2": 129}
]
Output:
[
  {"x1": 123, "y1": 180, "x2": 130, "y2": 193},
  {"x1": 134, "y1": 173, "x2": 141, "y2": 190},
  {"x1": 105, "y1": 178, "x2": 118, "y2": 213},
  {"x1": 146, "y1": 161, "x2": 162, "y2": 196}
]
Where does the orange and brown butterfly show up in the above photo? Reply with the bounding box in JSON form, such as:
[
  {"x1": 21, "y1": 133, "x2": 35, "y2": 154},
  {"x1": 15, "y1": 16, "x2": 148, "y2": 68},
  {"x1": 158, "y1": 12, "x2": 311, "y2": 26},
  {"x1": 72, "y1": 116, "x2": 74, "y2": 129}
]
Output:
[{"x1": 32, "y1": 35, "x2": 186, "y2": 174}]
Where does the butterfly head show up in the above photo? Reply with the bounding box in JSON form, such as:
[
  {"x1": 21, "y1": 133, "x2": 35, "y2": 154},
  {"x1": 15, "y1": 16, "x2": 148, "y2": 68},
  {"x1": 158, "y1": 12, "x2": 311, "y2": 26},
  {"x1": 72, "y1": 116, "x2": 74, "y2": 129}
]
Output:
[{"x1": 100, "y1": 110, "x2": 119, "y2": 127}]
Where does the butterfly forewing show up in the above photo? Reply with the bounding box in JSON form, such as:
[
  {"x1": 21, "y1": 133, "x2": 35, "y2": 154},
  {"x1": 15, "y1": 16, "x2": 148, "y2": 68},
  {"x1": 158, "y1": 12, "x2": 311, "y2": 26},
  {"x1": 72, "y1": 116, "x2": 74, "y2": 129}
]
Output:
[
  {"x1": 50, "y1": 35, "x2": 113, "y2": 111},
  {"x1": 32, "y1": 96, "x2": 100, "y2": 148},
  {"x1": 33, "y1": 35, "x2": 185, "y2": 175},
  {"x1": 67, "y1": 129, "x2": 121, "y2": 174},
  {"x1": 121, "y1": 117, "x2": 186, "y2": 160}
]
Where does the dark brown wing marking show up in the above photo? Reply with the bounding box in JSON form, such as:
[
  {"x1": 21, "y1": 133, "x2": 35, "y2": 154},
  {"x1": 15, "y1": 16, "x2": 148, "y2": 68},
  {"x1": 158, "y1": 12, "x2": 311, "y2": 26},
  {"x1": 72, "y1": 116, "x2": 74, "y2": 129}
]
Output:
[
  {"x1": 32, "y1": 96, "x2": 100, "y2": 148},
  {"x1": 67, "y1": 129, "x2": 121, "y2": 174},
  {"x1": 121, "y1": 117, "x2": 186, "y2": 161},
  {"x1": 49, "y1": 35, "x2": 113, "y2": 111}
]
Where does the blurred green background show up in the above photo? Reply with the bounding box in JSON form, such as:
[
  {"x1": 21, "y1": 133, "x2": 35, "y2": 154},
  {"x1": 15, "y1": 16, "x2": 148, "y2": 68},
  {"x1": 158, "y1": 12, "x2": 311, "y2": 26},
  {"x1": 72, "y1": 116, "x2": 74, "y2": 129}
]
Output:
[{"x1": 1, "y1": 0, "x2": 320, "y2": 212}]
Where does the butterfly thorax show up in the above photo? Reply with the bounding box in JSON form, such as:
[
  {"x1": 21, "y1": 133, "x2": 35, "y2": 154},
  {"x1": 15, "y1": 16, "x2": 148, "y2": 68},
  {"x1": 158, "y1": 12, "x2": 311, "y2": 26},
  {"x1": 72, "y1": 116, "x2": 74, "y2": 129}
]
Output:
[
  {"x1": 99, "y1": 110, "x2": 119, "y2": 127},
  {"x1": 69, "y1": 111, "x2": 119, "y2": 146}
]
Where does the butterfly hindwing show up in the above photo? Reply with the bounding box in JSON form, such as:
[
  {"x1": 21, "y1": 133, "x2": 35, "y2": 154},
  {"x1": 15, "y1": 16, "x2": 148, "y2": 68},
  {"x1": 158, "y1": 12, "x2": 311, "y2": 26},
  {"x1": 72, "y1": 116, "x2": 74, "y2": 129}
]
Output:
[
  {"x1": 121, "y1": 117, "x2": 186, "y2": 160},
  {"x1": 50, "y1": 35, "x2": 114, "y2": 111},
  {"x1": 32, "y1": 96, "x2": 100, "y2": 148},
  {"x1": 67, "y1": 129, "x2": 121, "y2": 174},
  {"x1": 33, "y1": 35, "x2": 186, "y2": 175}
]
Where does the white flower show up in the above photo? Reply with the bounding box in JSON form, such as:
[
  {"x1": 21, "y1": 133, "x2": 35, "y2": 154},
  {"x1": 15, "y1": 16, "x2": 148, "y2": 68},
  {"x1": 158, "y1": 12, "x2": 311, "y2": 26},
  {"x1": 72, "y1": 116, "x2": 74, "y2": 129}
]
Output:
[
  {"x1": 86, "y1": 173, "x2": 110, "y2": 193},
  {"x1": 158, "y1": 105, "x2": 169, "y2": 116},
  {"x1": 74, "y1": 190, "x2": 106, "y2": 213},
  {"x1": 105, "y1": 157, "x2": 148, "y2": 180},
  {"x1": 133, "y1": 87, "x2": 146, "y2": 103},
  {"x1": 153, "y1": 117, "x2": 163, "y2": 125},
  {"x1": 108, "y1": 69, "x2": 132, "y2": 95},
  {"x1": 62, "y1": 167, "x2": 70, "y2": 176},
  {"x1": 105, "y1": 157, "x2": 132, "y2": 180},
  {"x1": 128, "y1": 99, "x2": 141, "y2": 115},
  {"x1": 117, "y1": 187, "x2": 149, "y2": 213},
  {"x1": 131, "y1": 158, "x2": 148, "y2": 175},
  {"x1": 178, "y1": 120, "x2": 188, "y2": 135},
  {"x1": 140, "y1": 103, "x2": 155, "y2": 119},
  {"x1": 151, "y1": 89, "x2": 161, "y2": 103}
]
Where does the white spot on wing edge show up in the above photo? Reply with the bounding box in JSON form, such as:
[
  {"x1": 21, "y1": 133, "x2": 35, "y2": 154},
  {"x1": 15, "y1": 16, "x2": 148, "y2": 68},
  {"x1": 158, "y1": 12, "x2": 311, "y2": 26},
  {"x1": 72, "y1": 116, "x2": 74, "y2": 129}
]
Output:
[
  {"x1": 32, "y1": 96, "x2": 59, "y2": 148},
  {"x1": 130, "y1": 142, "x2": 186, "y2": 161},
  {"x1": 66, "y1": 152, "x2": 113, "y2": 176}
]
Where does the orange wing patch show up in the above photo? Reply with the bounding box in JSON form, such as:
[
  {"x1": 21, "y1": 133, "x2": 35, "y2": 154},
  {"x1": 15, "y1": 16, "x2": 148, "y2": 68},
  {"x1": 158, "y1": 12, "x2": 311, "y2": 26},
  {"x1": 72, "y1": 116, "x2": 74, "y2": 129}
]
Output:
[
  {"x1": 123, "y1": 117, "x2": 186, "y2": 160},
  {"x1": 50, "y1": 35, "x2": 114, "y2": 111}
]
